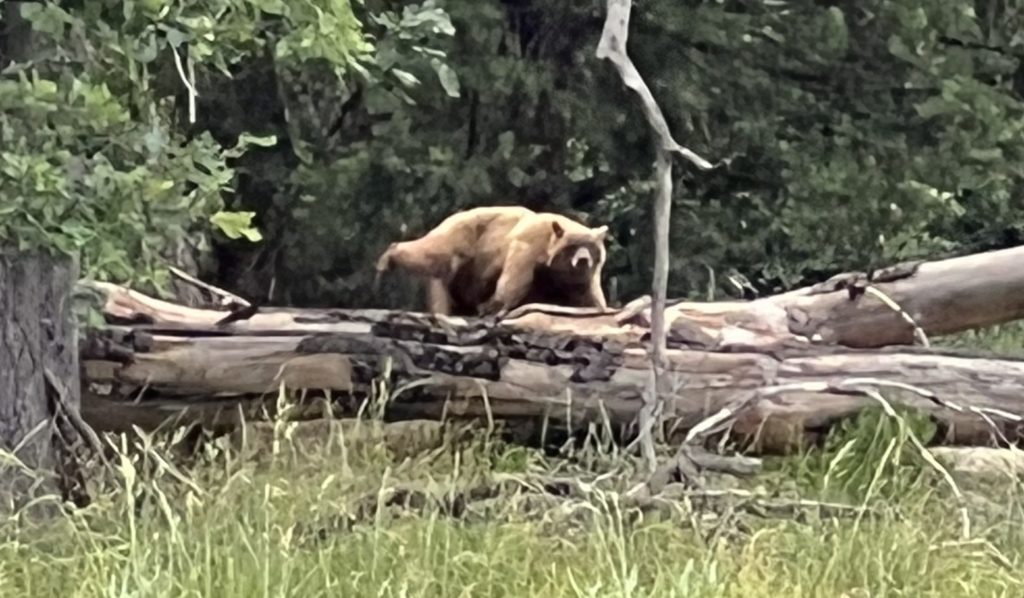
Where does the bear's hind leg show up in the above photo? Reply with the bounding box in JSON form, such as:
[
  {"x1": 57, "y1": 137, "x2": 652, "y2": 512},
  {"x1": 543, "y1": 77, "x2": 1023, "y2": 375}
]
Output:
[
  {"x1": 426, "y1": 278, "x2": 454, "y2": 315},
  {"x1": 376, "y1": 239, "x2": 459, "y2": 280}
]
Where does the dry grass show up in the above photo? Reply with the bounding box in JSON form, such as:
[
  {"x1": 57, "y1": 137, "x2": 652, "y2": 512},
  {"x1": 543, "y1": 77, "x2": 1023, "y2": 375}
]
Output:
[{"x1": 3, "y1": 323, "x2": 1024, "y2": 597}]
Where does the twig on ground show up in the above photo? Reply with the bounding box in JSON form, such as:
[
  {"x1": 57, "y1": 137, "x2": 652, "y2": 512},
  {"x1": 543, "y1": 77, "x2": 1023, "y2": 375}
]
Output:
[{"x1": 294, "y1": 471, "x2": 873, "y2": 547}]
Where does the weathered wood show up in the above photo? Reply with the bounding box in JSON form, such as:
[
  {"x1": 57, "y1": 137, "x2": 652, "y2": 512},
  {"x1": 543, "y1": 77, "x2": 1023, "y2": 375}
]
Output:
[
  {"x1": 93, "y1": 246, "x2": 1024, "y2": 350},
  {"x1": 80, "y1": 313, "x2": 1024, "y2": 451},
  {"x1": 80, "y1": 245, "x2": 1024, "y2": 452},
  {"x1": 0, "y1": 249, "x2": 81, "y2": 513},
  {"x1": 601, "y1": 246, "x2": 1024, "y2": 350},
  {"x1": 769, "y1": 247, "x2": 1024, "y2": 347},
  {"x1": 82, "y1": 324, "x2": 1024, "y2": 446}
]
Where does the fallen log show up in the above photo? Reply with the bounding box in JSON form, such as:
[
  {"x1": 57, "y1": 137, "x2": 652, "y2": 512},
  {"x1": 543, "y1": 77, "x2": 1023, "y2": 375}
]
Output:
[
  {"x1": 93, "y1": 245, "x2": 1024, "y2": 349},
  {"x1": 81, "y1": 246, "x2": 1024, "y2": 452}
]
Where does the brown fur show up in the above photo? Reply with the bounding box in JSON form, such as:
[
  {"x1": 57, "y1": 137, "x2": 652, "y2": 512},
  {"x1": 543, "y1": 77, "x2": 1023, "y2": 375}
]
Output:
[{"x1": 375, "y1": 206, "x2": 609, "y2": 317}]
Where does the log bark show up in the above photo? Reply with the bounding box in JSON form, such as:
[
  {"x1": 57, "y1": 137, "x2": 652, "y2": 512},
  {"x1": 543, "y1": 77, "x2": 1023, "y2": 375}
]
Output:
[
  {"x1": 80, "y1": 245, "x2": 1024, "y2": 453},
  {"x1": 0, "y1": 249, "x2": 82, "y2": 513},
  {"x1": 82, "y1": 321, "x2": 1024, "y2": 448},
  {"x1": 774, "y1": 247, "x2": 1024, "y2": 347},
  {"x1": 91, "y1": 245, "x2": 1024, "y2": 349}
]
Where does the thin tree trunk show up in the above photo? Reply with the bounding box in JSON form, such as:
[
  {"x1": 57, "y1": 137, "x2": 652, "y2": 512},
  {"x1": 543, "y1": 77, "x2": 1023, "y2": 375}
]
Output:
[{"x1": 596, "y1": 0, "x2": 713, "y2": 470}]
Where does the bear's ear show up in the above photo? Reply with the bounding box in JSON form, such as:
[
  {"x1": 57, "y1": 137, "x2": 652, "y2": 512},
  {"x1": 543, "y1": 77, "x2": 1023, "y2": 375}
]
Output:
[
  {"x1": 592, "y1": 225, "x2": 609, "y2": 240},
  {"x1": 551, "y1": 221, "x2": 565, "y2": 238}
]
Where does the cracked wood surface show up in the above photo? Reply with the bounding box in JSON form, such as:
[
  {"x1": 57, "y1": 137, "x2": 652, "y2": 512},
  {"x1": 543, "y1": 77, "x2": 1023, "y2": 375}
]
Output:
[{"x1": 81, "y1": 246, "x2": 1024, "y2": 451}]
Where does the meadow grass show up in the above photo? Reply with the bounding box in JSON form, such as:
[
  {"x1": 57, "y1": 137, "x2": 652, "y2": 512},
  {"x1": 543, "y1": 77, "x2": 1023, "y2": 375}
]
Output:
[{"x1": 2, "y1": 323, "x2": 1024, "y2": 597}]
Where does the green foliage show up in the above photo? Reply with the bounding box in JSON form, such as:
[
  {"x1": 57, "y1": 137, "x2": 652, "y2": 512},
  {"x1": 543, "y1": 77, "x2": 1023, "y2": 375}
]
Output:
[
  {"x1": 945, "y1": 320, "x2": 1024, "y2": 353},
  {"x1": 210, "y1": 210, "x2": 262, "y2": 241},
  {"x1": 7, "y1": 0, "x2": 1024, "y2": 307},
  {"x1": 0, "y1": 0, "x2": 369, "y2": 290},
  {"x1": 631, "y1": 0, "x2": 1024, "y2": 294},
  {"x1": 785, "y1": 406, "x2": 938, "y2": 503},
  {"x1": 205, "y1": 0, "x2": 1024, "y2": 308},
  {"x1": 3, "y1": 422, "x2": 1023, "y2": 597}
]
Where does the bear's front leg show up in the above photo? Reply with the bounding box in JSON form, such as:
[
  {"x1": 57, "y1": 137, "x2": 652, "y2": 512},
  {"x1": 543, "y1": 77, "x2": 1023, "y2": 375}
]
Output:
[
  {"x1": 583, "y1": 270, "x2": 609, "y2": 309},
  {"x1": 478, "y1": 243, "x2": 536, "y2": 317}
]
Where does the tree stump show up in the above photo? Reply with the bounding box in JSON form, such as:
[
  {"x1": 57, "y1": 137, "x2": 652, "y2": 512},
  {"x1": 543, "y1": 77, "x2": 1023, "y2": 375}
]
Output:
[{"x1": 0, "y1": 249, "x2": 81, "y2": 515}]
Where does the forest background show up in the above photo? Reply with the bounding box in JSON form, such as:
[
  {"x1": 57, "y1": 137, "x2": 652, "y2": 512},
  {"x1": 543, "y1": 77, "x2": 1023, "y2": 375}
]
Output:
[{"x1": 5, "y1": 0, "x2": 1022, "y2": 311}]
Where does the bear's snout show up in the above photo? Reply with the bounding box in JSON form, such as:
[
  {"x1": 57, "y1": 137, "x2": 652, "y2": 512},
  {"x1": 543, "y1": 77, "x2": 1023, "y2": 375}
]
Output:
[{"x1": 570, "y1": 246, "x2": 592, "y2": 269}]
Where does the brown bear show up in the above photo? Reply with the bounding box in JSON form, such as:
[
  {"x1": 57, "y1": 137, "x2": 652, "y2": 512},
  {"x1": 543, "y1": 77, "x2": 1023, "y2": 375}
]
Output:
[{"x1": 375, "y1": 206, "x2": 609, "y2": 317}]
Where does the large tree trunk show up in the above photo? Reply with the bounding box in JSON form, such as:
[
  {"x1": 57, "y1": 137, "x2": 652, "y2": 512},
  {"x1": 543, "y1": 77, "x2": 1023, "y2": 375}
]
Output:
[
  {"x1": 80, "y1": 245, "x2": 1024, "y2": 453},
  {"x1": 1, "y1": 5, "x2": 87, "y2": 515},
  {"x1": 0, "y1": 250, "x2": 82, "y2": 514}
]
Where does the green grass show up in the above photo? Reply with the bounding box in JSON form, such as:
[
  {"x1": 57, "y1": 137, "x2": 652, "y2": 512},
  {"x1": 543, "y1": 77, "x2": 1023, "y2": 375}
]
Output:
[
  {"x1": 943, "y1": 320, "x2": 1024, "y2": 354},
  {"x1": 3, "y1": 323, "x2": 1024, "y2": 597},
  {"x1": 2, "y1": 406, "x2": 1023, "y2": 598}
]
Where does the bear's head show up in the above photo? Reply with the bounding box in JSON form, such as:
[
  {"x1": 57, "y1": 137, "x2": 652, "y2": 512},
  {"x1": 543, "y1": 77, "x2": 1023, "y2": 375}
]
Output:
[{"x1": 545, "y1": 220, "x2": 608, "y2": 282}]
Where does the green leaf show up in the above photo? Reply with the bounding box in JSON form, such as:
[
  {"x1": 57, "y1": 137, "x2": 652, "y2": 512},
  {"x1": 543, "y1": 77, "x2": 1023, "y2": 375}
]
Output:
[
  {"x1": 20, "y1": 4, "x2": 73, "y2": 37},
  {"x1": 508, "y1": 167, "x2": 528, "y2": 188},
  {"x1": 365, "y1": 87, "x2": 401, "y2": 114},
  {"x1": 144, "y1": 126, "x2": 167, "y2": 156},
  {"x1": 887, "y1": 35, "x2": 917, "y2": 64},
  {"x1": 496, "y1": 131, "x2": 515, "y2": 159},
  {"x1": 134, "y1": 35, "x2": 159, "y2": 63},
  {"x1": 164, "y1": 27, "x2": 188, "y2": 48},
  {"x1": 968, "y1": 147, "x2": 1003, "y2": 162},
  {"x1": 138, "y1": 0, "x2": 168, "y2": 15},
  {"x1": 145, "y1": 179, "x2": 175, "y2": 196},
  {"x1": 914, "y1": 96, "x2": 961, "y2": 119},
  {"x1": 254, "y1": 0, "x2": 287, "y2": 15},
  {"x1": 392, "y1": 68, "x2": 421, "y2": 88},
  {"x1": 238, "y1": 133, "x2": 278, "y2": 147},
  {"x1": 432, "y1": 60, "x2": 460, "y2": 98},
  {"x1": 412, "y1": 45, "x2": 447, "y2": 58},
  {"x1": 211, "y1": 211, "x2": 262, "y2": 242}
]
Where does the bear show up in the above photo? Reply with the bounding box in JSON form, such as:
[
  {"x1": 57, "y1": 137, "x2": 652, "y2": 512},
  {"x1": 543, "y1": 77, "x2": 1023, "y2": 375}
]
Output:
[{"x1": 375, "y1": 205, "x2": 609, "y2": 318}]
